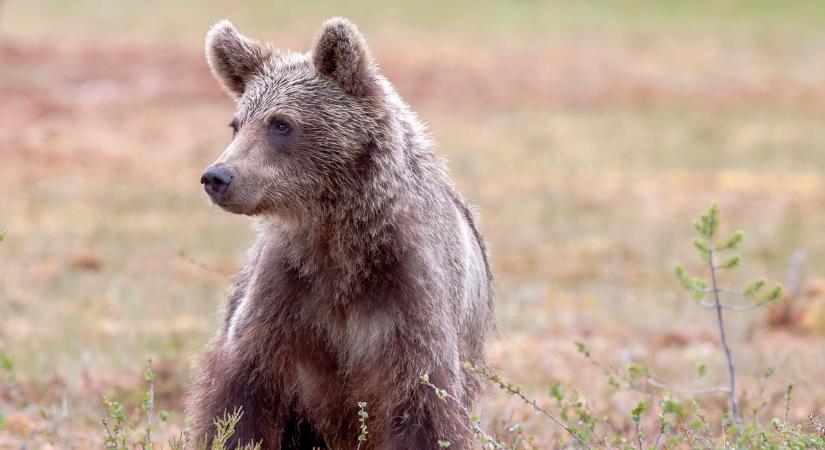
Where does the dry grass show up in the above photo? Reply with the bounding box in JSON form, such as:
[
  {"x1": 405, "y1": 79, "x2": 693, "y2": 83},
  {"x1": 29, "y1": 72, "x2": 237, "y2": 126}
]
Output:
[{"x1": 1, "y1": 1, "x2": 825, "y2": 447}]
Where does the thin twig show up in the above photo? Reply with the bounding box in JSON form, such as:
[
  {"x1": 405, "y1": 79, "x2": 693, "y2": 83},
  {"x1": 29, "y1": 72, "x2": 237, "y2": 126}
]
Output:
[
  {"x1": 707, "y1": 243, "x2": 743, "y2": 434},
  {"x1": 146, "y1": 364, "x2": 155, "y2": 445},
  {"x1": 751, "y1": 368, "x2": 774, "y2": 422},
  {"x1": 102, "y1": 418, "x2": 116, "y2": 449},
  {"x1": 696, "y1": 287, "x2": 745, "y2": 295},
  {"x1": 466, "y1": 365, "x2": 594, "y2": 449},
  {"x1": 419, "y1": 377, "x2": 505, "y2": 449},
  {"x1": 646, "y1": 378, "x2": 730, "y2": 395},
  {"x1": 677, "y1": 419, "x2": 714, "y2": 449},
  {"x1": 177, "y1": 250, "x2": 231, "y2": 276},
  {"x1": 635, "y1": 420, "x2": 645, "y2": 450},
  {"x1": 509, "y1": 427, "x2": 537, "y2": 450},
  {"x1": 652, "y1": 416, "x2": 665, "y2": 449},
  {"x1": 784, "y1": 382, "x2": 795, "y2": 424},
  {"x1": 697, "y1": 298, "x2": 776, "y2": 311},
  {"x1": 511, "y1": 390, "x2": 594, "y2": 449}
]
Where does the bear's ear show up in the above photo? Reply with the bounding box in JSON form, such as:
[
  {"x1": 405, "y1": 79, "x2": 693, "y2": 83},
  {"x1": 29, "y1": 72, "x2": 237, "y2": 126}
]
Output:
[
  {"x1": 311, "y1": 17, "x2": 377, "y2": 97},
  {"x1": 205, "y1": 20, "x2": 270, "y2": 98}
]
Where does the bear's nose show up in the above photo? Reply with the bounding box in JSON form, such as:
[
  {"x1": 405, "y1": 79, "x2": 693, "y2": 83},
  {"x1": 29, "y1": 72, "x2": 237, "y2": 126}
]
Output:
[{"x1": 201, "y1": 166, "x2": 233, "y2": 199}]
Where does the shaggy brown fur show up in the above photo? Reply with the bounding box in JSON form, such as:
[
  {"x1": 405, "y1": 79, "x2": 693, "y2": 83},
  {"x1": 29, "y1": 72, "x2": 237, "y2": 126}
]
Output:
[{"x1": 188, "y1": 17, "x2": 494, "y2": 450}]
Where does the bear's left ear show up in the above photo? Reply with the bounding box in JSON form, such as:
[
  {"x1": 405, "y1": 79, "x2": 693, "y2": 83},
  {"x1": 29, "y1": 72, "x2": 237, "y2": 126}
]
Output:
[
  {"x1": 205, "y1": 20, "x2": 271, "y2": 98},
  {"x1": 311, "y1": 17, "x2": 377, "y2": 97}
]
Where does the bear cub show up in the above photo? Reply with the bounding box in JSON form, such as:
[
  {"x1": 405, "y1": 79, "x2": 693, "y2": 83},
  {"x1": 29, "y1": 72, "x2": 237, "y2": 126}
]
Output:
[{"x1": 188, "y1": 17, "x2": 494, "y2": 450}]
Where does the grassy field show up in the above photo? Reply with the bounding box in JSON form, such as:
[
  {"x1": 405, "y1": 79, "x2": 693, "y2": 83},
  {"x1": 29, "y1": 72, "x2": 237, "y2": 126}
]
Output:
[{"x1": 1, "y1": 1, "x2": 825, "y2": 447}]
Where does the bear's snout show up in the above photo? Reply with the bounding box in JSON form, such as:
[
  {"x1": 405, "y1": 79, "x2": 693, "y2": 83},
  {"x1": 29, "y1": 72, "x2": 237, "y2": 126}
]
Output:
[{"x1": 201, "y1": 166, "x2": 233, "y2": 201}]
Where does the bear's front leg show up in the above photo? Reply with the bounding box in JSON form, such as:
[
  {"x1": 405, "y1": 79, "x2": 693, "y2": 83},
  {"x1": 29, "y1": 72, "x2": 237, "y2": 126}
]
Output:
[
  {"x1": 351, "y1": 357, "x2": 471, "y2": 450},
  {"x1": 187, "y1": 346, "x2": 286, "y2": 449},
  {"x1": 388, "y1": 368, "x2": 472, "y2": 450}
]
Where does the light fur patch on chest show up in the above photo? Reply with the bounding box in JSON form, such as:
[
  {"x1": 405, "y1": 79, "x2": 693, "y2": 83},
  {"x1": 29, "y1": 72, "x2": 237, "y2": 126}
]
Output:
[
  {"x1": 226, "y1": 268, "x2": 260, "y2": 347},
  {"x1": 344, "y1": 309, "x2": 395, "y2": 362}
]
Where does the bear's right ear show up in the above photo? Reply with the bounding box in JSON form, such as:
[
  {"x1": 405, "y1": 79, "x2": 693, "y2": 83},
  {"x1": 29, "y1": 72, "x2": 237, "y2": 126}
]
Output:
[{"x1": 205, "y1": 20, "x2": 270, "y2": 98}]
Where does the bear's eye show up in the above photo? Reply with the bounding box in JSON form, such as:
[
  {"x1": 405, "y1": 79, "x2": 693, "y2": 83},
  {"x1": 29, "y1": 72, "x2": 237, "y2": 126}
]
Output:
[
  {"x1": 270, "y1": 119, "x2": 291, "y2": 136},
  {"x1": 229, "y1": 119, "x2": 239, "y2": 139}
]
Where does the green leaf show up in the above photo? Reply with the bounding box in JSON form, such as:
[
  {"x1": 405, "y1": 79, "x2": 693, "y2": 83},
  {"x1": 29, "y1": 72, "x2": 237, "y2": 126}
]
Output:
[
  {"x1": 692, "y1": 219, "x2": 707, "y2": 237},
  {"x1": 143, "y1": 360, "x2": 156, "y2": 383},
  {"x1": 688, "y1": 278, "x2": 708, "y2": 300},
  {"x1": 761, "y1": 284, "x2": 782, "y2": 303},
  {"x1": 706, "y1": 202, "x2": 719, "y2": 238},
  {"x1": 697, "y1": 363, "x2": 707, "y2": 377},
  {"x1": 720, "y1": 230, "x2": 744, "y2": 250},
  {"x1": 628, "y1": 363, "x2": 649, "y2": 380},
  {"x1": 574, "y1": 341, "x2": 590, "y2": 357},
  {"x1": 0, "y1": 352, "x2": 12, "y2": 372},
  {"x1": 743, "y1": 279, "x2": 765, "y2": 296},
  {"x1": 661, "y1": 397, "x2": 685, "y2": 417},
  {"x1": 631, "y1": 401, "x2": 647, "y2": 423},
  {"x1": 718, "y1": 255, "x2": 740, "y2": 269},
  {"x1": 549, "y1": 382, "x2": 564, "y2": 402},
  {"x1": 692, "y1": 239, "x2": 709, "y2": 255},
  {"x1": 771, "y1": 417, "x2": 781, "y2": 428},
  {"x1": 693, "y1": 203, "x2": 720, "y2": 240},
  {"x1": 674, "y1": 264, "x2": 692, "y2": 289}
]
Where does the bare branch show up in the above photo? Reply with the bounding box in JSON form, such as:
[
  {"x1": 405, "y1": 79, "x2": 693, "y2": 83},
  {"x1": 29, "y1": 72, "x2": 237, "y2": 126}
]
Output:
[
  {"x1": 511, "y1": 390, "x2": 596, "y2": 448},
  {"x1": 646, "y1": 378, "x2": 730, "y2": 395},
  {"x1": 707, "y1": 244, "x2": 744, "y2": 434},
  {"x1": 462, "y1": 366, "x2": 594, "y2": 449},
  {"x1": 177, "y1": 250, "x2": 232, "y2": 276},
  {"x1": 677, "y1": 419, "x2": 715, "y2": 449},
  {"x1": 419, "y1": 376, "x2": 504, "y2": 449},
  {"x1": 697, "y1": 299, "x2": 777, "y2": 311},
  {"x1": 694, "y1": 287, "x2": 744, "y2": 295}
]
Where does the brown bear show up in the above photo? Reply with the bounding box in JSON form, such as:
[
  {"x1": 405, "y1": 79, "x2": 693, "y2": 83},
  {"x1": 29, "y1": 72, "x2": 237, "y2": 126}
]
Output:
[{"x1": 187, "y1": 17, "x2": 494, "y2": 450}]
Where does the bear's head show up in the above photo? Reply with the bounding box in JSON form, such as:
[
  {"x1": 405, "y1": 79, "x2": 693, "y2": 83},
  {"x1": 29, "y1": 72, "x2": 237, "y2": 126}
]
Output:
[{"x1": 201, "y1": 18, "x2": 388, "y2": 217}]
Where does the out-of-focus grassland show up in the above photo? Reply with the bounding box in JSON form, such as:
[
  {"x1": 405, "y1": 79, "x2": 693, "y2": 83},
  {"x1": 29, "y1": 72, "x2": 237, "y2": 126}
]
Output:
[{"x1": 1, "y1": 0, "x2": 825, "y2": 447}]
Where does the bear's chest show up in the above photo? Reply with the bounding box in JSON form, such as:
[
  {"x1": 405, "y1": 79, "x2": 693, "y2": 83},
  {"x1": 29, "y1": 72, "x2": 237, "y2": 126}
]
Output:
[{"x1": 225, "y1": 249, "x2": 410, "y2": 373}]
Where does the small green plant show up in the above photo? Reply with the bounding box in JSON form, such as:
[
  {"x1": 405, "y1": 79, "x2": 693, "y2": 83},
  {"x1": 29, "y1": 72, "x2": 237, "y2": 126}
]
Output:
[
  {"x1": 102, "y1": 397, "x2": 129, "y2": 450},
  {"x1": 0, "y1": 350, "x2": 13, "y2": 382},
  {"x1": 356, "y1": 401, "x2": 368, "y2": 449},
  {"x1": 461, "y1": 364, "x2": 594, "y2": 449},
  {"x1": 419, "y1": 372, "x2": 505, "y2": 449},
  {"x1": 207, "y1": 408, "x2": 260, "y2": 450},
  {"x1": 674, "y1": 202, "x2": 781, "y2": 434},
  {"x1": 444, "y1": 202, "x2": 822, "y2": 449},
  {"x1": 139, "y1": 359, "x2": 169, "y2": 449},
  {"x1": 102, "y1": 360, "x2": 258, "y2": 450}
]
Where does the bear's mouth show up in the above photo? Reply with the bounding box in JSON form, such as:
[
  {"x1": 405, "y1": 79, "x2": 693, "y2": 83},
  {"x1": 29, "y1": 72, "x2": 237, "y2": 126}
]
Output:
[
  {"x1": 213, "y1": 200, "x2": 250, "y2": 215},
  {"x1": 211, "y1": 195, "x2": 267, "y2": 217}
]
